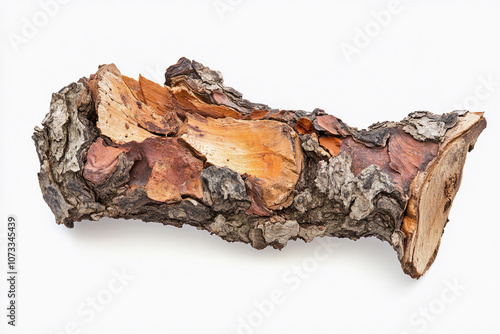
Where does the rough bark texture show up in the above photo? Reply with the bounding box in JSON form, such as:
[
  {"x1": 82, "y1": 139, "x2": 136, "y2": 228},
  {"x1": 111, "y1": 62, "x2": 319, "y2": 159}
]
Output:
[{"x1": 33, "y1": 58, "x2": 486, "y2": 278}]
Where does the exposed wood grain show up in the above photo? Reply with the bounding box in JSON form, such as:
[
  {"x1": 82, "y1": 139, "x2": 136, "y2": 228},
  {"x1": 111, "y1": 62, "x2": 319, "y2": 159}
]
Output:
[
  {"x1": 179, "y1": 112, "x2": 304, "y2": 210},
  {"x1": 89, "y1": 64, "x2": 175, "y2": 143}
]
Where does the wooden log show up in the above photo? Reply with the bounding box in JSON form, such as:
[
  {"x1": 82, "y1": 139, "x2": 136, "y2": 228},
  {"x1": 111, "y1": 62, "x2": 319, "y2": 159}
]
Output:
[{"x1": 33, "y1": 58, "x2": 486, "y2": 278}]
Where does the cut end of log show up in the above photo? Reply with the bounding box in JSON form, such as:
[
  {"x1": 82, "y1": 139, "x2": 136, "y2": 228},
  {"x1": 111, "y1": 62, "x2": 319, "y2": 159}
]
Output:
[
  {"x1": 33, "y1": 58, "x2": 487, "y2": 279},
  {"x1": 401, "y1": 112, "x2": 486, "y2": 278}
]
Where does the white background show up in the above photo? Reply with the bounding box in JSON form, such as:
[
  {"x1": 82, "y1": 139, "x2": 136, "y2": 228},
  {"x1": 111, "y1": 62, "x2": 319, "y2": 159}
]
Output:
[{"x1": 1, "y1": 1, "x2": 499, "y2": 333}]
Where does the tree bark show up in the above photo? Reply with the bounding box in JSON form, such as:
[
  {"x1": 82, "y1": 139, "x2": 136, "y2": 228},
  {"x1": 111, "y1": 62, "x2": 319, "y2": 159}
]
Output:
[{"x1": 33, "y1": 58, "x2": 486, "y2": 278}]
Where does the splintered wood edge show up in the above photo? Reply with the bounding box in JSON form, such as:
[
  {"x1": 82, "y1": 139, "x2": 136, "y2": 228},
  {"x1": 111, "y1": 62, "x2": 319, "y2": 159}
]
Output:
[{"x1": 401, "y1": 112, "x2": 486, "y2": 278}]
